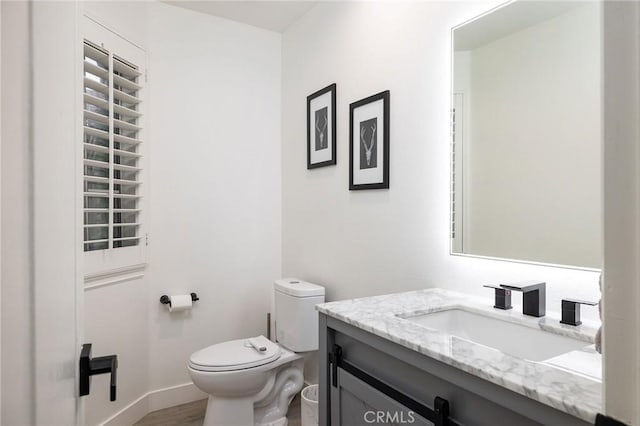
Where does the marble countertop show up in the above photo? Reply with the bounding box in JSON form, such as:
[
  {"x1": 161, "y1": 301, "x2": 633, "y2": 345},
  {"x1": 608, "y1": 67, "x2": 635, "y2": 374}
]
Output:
[{"x1": 316, "y1": 288, "x2": 602, "y2": 423}]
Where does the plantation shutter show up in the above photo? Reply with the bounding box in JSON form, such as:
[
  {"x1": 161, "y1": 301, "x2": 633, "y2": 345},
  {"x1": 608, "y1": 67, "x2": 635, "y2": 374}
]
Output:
[{"x1": 83, "y1": 40, "x2": 143, "y2": 253}]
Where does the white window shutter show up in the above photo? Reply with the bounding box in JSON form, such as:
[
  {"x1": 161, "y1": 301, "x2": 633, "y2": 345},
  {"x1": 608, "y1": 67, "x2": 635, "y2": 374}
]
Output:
[{"x1": 83, "y1": 39, "x2": 144, "y2": 256}]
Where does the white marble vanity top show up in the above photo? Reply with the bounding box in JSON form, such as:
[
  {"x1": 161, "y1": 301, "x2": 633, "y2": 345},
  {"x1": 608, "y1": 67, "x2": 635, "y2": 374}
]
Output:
[{"x1": 316, "y1": 288, "x2": 601, "y2": 423}]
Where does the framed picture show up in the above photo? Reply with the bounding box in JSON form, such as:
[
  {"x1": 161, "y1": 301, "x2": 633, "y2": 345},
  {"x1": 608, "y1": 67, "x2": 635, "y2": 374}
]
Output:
[
  {"x1": 349, "y1": 90, "x2": 390, "y2": 190},
  {"x1": 307, "y1": 83, "x2": 337, "y2": 169}
]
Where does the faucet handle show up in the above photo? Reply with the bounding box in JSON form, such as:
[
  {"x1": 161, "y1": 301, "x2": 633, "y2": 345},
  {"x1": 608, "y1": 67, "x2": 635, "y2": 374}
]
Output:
[
  {"x1": 483, "y1": 285, "x2": 512, "y2": 310},
  {"x1": 560, "y1": 299, "x2": 598, "y2": 326}
]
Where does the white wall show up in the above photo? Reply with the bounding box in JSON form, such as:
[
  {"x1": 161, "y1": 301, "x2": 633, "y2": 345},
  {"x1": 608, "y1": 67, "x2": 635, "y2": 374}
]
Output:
[
  {"x1": 146, "y1": 0, "x2": 282, "y2": 392},
  {"x1": 464, "y1": 4, "x2": 601, "y2": 268},
  {"x1": 1, "y1": 2, "x2": 34, "y2": 424},
  {"x1": 281, "y1": 2, "x2": 601, "y2": 325}
]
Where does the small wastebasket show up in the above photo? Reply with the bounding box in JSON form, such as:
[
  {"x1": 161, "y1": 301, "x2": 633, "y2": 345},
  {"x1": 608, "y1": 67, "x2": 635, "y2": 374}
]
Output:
[{"x1": 301, "y1": 384, "x2": 319, "y2": 426}]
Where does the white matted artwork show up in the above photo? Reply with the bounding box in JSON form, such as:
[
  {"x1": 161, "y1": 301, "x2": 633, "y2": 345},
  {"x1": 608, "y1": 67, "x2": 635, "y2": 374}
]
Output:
[
  {"x1": 307, "y1": 83, "x2": 336, "y2": 169},
  {"x1": 349, "y1": 90, "x2": 390, "y2": 190}
]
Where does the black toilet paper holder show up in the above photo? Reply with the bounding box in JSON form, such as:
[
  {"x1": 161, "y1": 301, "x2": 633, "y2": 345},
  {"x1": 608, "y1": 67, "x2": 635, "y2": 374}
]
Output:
[{"x1": 160, "y1": 293, "x2": 199, "y2": 307}]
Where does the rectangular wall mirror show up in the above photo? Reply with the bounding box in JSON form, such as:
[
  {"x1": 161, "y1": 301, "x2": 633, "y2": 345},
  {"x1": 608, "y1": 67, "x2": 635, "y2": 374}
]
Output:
[{"x1": 451, "y1": 1, "x2": 602, "y2": 269}]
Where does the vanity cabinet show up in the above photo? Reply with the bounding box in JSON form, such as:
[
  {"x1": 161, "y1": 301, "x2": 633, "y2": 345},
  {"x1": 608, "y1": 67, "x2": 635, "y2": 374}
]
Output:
[{"x1": 319, "y1": 313, "x2": 591, "y2": 426}]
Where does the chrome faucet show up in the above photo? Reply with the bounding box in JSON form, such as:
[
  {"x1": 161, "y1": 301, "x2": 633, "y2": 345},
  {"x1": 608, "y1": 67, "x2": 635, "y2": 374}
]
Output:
[{"x1": 499, "y1": 281, "x2": 546, "y2": 317}]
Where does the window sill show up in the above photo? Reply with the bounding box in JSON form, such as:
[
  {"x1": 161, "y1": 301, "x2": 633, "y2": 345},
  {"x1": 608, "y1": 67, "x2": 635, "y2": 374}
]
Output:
[{"x1": 84, "y1": 263, "x2": 147, "y2": 290}]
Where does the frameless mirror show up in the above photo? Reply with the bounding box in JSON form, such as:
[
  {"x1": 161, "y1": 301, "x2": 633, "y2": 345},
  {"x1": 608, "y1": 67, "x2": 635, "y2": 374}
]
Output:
[{"x1": 451, "y1": 1, "x2": 602, "y2": 269}]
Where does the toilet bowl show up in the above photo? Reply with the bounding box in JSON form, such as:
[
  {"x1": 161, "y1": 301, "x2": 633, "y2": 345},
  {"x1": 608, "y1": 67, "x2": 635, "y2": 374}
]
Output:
[
  {"x1": 188, "y1": 279, "x2": 325, "y2": 426},
  {"x1": 189, "y1": 336, "x2": 304, "y2": 426}
]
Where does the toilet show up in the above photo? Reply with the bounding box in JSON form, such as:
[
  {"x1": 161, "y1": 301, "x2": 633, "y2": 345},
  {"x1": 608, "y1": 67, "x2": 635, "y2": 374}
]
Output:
[{"x1": 188, "y1": 279, "x2": 325, "y2": 426}]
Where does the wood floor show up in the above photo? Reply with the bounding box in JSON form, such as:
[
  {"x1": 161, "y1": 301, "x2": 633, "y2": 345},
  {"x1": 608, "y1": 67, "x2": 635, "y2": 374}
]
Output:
[{"x1": 134, "y1": 394, "x2": 302, "y2": 426}]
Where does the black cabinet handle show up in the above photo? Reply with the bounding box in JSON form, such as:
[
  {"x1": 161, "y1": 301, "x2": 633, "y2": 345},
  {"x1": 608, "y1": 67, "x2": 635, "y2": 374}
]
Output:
[
  {"x1": 330, "y1": 344, "x2": 342, "y2": 388},
  {"x1": 79, "y1": 343, "x2": 118, "y2": 402}
]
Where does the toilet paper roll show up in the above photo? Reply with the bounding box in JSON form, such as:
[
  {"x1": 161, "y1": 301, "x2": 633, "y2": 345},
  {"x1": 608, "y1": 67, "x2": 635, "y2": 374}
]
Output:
[{"x1": 168, "y1": 294, "x2": 193, "y2": 312}]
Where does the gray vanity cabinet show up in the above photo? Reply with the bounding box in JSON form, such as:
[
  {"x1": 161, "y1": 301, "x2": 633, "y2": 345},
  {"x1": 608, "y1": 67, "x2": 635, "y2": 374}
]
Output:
[{"x1": 319, "y1": 313, "x2": 591, "y2": 426}]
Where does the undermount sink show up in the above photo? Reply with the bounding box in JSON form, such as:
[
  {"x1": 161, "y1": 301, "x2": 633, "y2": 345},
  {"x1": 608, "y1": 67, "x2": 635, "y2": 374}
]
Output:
[{"x1": 402, "y1": 308, "x2": 590, "y2": 362}]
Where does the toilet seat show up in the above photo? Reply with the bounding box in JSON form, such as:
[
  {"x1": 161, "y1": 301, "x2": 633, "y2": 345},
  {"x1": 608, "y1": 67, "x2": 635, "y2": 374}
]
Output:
[{"x1": 189, "y1": 336, "x2": 281, "y2": 372}]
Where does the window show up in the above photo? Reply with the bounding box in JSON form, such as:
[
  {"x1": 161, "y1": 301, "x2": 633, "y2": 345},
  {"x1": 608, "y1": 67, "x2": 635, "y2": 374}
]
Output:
[{"x1": 83, "y1": 22, "x2": 146, "y2": 277}]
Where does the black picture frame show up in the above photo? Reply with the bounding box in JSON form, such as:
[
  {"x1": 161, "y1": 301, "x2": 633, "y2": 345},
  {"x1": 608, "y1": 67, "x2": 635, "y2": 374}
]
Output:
[
  {"x1": 349, "y1": 90, "x2": 390, "y2": 190},
  {"x1": 307, "y1": 83, "x2": 337, "y2": 169}
]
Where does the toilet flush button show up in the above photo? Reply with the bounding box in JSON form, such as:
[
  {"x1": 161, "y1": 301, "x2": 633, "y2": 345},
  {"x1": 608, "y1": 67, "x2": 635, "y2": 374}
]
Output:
[{"x1": 289, "y1": 281, "x2": 299, "y2": 284}]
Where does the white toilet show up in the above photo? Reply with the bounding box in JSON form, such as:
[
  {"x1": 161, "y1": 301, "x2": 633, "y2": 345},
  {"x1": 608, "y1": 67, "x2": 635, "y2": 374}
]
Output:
[{"x1": 188, "y1": 279, "x2": 325, "y2": 426}]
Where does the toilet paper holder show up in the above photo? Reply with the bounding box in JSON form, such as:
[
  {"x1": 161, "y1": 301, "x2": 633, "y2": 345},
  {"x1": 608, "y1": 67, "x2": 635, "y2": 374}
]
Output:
[{"x1": 160, "y1": 293, "x2": 199, "y2": 307}]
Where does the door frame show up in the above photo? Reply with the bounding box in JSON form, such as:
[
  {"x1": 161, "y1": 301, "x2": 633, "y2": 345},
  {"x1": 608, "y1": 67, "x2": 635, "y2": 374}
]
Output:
[{"x1": 31, "y1": 1, "x2": 84, "y2": 424}]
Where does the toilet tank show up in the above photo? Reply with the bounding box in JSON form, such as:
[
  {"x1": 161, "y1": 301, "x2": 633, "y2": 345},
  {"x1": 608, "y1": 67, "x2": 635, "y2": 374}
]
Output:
[{"x1": 274, "y1": 278, "x2": 325, "y2": 352}]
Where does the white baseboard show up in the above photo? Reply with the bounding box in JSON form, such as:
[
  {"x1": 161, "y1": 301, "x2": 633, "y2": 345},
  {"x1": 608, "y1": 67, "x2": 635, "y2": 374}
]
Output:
[
  {"x1": 100, "y1": 383, "x2": 207, "y2": 426},
  {"x1": 100, "y1": 395, "x2": 149, "y2": 426},
  {"x1": 148, "y1": 382, "x2": 207, "y2": 412}
]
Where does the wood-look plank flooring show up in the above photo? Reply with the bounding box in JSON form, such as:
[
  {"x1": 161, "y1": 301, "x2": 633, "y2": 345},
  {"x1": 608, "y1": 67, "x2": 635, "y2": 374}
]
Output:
[{"x1": 134, "y1": 394, "x2": 302, "y2": 426}]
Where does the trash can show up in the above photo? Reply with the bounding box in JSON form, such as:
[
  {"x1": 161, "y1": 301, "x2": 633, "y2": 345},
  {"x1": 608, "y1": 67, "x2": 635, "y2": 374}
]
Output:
[{"x1": 301, "y1": 384, "x2": 319, "y2": 426}]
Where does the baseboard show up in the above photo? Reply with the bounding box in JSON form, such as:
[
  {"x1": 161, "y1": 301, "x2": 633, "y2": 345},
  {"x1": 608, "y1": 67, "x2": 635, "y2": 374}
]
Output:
[
  {"x1": 148, "y1": 382, "x2": 207, "y2": 412},
  {"x1": 100, "y1": 395, "x2": 149, "y2": 426},
  {"x1": 100, "y1": 383, "x2": 207, "y2": 426}
]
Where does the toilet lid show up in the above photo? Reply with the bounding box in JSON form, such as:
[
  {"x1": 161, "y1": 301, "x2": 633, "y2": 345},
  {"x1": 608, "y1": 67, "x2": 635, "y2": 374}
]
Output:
[{"x1": 189, "y1": 335, "x2": 281, "y2": 372}]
